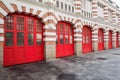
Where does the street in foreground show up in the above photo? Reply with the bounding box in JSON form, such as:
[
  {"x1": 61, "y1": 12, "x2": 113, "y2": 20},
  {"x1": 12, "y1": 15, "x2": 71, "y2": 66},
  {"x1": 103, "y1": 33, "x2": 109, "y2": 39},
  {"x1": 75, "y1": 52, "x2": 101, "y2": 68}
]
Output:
[{"x1": 0, "y1": 48, "x2": 120, "y2": 80}]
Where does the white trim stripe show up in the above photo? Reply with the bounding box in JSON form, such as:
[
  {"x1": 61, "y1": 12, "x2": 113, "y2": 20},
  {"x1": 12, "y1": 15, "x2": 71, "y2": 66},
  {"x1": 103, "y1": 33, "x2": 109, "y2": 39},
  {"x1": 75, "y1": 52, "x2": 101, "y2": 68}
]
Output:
[
  {"x1": 0, "y1": 19, "x2": 4, "y2": 24},
  {"x1": 44, "y1": 38, "x2": 56, "y2": 41},
  {"x1": 0, "y1": 29, "x2": 4, "y2": 33},
  {"x1": 0, "y1": 8, "x2": 7, "y2": 16},
  {"x1": 44, "y1": 32, "x2": 56, "y2": 36},
  {"x1": 2, "y1": 0, "x2": 14, "y2": 12}
]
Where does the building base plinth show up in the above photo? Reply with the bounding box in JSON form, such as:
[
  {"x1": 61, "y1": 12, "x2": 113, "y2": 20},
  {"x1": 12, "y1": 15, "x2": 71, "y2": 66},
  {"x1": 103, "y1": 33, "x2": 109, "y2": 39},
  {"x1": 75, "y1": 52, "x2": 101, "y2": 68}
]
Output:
[
  {"x1": 75, "y1": 42, "x2": 82, "y2": 56},
  {"x1": 45, "y1": 42, "x2": 56, "y2": 60},
  {"x1": 92, "y1": 41, "x2": 98, "y2": 52}
]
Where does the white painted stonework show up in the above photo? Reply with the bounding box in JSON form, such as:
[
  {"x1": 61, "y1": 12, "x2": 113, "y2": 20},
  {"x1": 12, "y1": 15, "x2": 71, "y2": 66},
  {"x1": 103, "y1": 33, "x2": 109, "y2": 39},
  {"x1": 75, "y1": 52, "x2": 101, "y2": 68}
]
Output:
[
  {"x1": 0, "y1": 0, "x2": 120, "y2": 42},
  {"x1": 0, "y1": 19, "x2": 4, "y2": 24}
]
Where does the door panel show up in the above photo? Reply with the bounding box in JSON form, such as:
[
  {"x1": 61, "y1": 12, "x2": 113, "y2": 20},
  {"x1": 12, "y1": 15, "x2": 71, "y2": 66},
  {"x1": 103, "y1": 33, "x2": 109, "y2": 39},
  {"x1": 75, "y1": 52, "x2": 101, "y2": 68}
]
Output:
[
  {"x1": 35, "y1": 46, "x2": 44, "y2": 60},
  {"x1": 56, "y1": 22, "x2": 74, "y2": 58},
  {"x1": 82, "y1": 26, "x2": 92, "y2": 54},
  {"x1": 4, "y1": 48, "x2": 14, "y2": 66},
  {"x1": 4, "y1": 14, "x2": 44, "y2": 66},
  {"x1": 14, "y1": 47, "x2": 25, "y2": 64},
  {"x1": 116, "y1": 32, "x2": 119, "y2": 48},
  {"x1": 109, "y1": 31, "x2": 112, "y2": 49},
  {"x1": 98, "y1": 29, "x2": 104, "y2": 51},
  {"x1": 56, "y1": 45, "x2": 64, "y2": 57}
]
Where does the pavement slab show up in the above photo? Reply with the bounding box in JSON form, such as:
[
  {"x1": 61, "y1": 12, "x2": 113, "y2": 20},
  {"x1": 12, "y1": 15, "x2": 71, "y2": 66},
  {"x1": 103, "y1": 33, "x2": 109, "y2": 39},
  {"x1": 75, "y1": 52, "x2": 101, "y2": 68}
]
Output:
[{"x1": 0, "y1": 48, "x2": 120, "y2": 80}]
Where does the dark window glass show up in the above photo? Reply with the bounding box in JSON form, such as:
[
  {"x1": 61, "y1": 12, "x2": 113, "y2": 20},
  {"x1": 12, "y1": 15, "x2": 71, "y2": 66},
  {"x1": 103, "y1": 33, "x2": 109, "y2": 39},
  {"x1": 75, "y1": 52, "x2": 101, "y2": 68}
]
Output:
[
  {"x1": 72, "y1": 7, "x2": 74, "y2": 12},
  {"x1": 28, "y1": 39, "x2": 34, "y2": 45},
  {"x1": 16, "y1": 17, "x2": 24, "y2": 31},
  {"x1": 36, "y1": 34, "x2": 42, "y2": 45},
  {"x1": 5, "y1": 32, "x2": 13, "y2": 46},
  {"x1": 61, "y1": 2, "x2": 63, "y2": 9},
  {"x1": 69, "y1": 5, "x2": 71, "y2": 11},
  {"x1": 28, "y1": 18, "x2": 34, "y2": 32},
  {"x1": 5, "y1": 16, "x2": 14, "y2": 30},
  {"x1": 17, "y1": 32, "x2": 24, "y2": 46},
  {"x1": 60, "y1": 25, "x2": 64, "y2": 34},
  {"x1": 70, "y1": 27, "x2": 73, "y2": 34},
  {"x1": 5, "y1": 32, "x2": 13, "y2": 38},
  {"x1": 70, "y1": 35, "x2": 73, "y2": 44},
  {"x1": 65, "y1": 35, "x2": 68, "y2": 44},
  {"x1": 60, "y1": 35, "x2": 64, "y2": 44},
  {"x1": 36, "y1": 21, "x2": 42, "y2": 32},
  {"x1": 57, "y1": 1, "x2": 59, "y2": 8},
  {"x1": 65, "y1": 26, "x2": 68, "y2": 34},
  {"x1": 28, "y1": 33, "x2": 34, "y2": 45},
  {"x1": 36, "y1": 40, "x2": 42, "y2": 45},
  {"x1": 28, "y1": 33, "x2": 34, "y2": 39},
  {"x1": 39, "y1": 0, "x2": 42, "y2": 2},
  {"x1": 6, "y1": 40, "x2": 13, "y2": 46},
  {"x1": 65, "y1": 4, "x2": 67, "y2": 10}
]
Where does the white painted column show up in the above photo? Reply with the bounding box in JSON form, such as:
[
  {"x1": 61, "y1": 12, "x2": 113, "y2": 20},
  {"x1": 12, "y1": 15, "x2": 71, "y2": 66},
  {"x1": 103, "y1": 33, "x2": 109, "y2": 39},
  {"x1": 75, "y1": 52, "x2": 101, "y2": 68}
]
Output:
[
  {"x1": 112, "y1": 32, "x2": 116, "y2": 48},
  {"x1": 74, "y1": 26, "x2": 82, "y2": 55},
  {"x1": 44, "y1": 0, "x2": 56, "y2": 5},
  {"x1": 104, "y1": 6, "x2": 109, "y2": 22},
  {"x1": 92, "y1": 0, "x2": 98, "y2": 18},
  {"x1": 104, "y1": 31, "x2": 109, "y2": 50},
  {"x1": 74, "y1": 0, "x2": 82, "y2": 14},
  {"x1": 112, "y1": 11, "x2": 116, "y2": 25},
  {"x1": 118, "y1": 14, "x2": 120, "y2": 25},
  {"x1": 92, "y1": 28, "x2": 98, "y2": 51}
]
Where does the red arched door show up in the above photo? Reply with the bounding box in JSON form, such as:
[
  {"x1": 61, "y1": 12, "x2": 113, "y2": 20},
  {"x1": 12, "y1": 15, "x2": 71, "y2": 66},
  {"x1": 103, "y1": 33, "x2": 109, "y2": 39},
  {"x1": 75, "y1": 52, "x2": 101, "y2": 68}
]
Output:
[
  {"x1": 108, "y1": 30, "x2": 112, "y2": 49},
  {"x1": 56, "y1": 21, "x2": 74, "y2": 58},
  {"x1": 98, "y1": 29, "x2": 104, "y2": 51},
  {"x1": 82, "y1": 26, "x2": 92, "y2": 53},
  {"x1": 116, "y1": 32, "x2": 119, "y2": 48},
  {"x1": 4, "y1": 14, "x2": 44, "y2": 66}
]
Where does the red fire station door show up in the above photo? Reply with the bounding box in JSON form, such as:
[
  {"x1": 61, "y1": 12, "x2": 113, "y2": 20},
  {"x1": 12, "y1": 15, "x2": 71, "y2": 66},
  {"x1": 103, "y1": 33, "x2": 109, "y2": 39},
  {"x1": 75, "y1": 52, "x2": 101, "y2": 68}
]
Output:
[
  {"x1": 108, "y1": 30, "x2": 112, "y2": 49},
  {"x1": 98, "y1": 29, "x2": 104, "y2": 51},
  {"x1": 82, "y1": 26, "x2": 92, "y2": 53},
  {"x1": 116, "y1": 32, "x2": 119, "y2": 48},
  {"x1": 56, "y1": 21, "x2": 74, "y2": 58},
  {"x1": 4, "y1": 14, "x2": 44, "y2": 66}
]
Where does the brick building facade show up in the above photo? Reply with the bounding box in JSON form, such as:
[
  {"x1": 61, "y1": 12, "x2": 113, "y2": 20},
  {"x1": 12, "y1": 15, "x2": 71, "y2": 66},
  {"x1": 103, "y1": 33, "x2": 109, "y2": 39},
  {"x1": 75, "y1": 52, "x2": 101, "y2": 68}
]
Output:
[{"x1": 0, "y1": 0, "x2": 120, "y2": 66}]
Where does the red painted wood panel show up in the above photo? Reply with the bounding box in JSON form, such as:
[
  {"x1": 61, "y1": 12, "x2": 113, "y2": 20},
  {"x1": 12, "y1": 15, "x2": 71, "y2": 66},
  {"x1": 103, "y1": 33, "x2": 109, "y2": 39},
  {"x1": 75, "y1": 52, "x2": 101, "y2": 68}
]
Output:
[
  {"x1": 109, "y1": 30, "x2": 112, "y2": 49},
  {"x1": 98, "y1": 29, "x2": 104, "y2": 51},
  {"x1": 82, "y1": 26, "x2": 92, "y2": 54},
  {"x1": 56, "y1": 21, "x2": 74, "y2": 58},
  {"x1": 116, "y1": 32, "x2": 119, "y2": 48},
  {"x1": 4, "y1": 14, "x2": 44, "y2": 66}
]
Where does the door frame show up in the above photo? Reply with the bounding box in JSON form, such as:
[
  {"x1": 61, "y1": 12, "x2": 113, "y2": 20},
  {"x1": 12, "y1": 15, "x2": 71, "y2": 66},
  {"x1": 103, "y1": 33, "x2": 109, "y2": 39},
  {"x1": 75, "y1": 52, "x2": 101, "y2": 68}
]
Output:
[
  {"x1": 56, "y1": 21, "x2": 74, "y2": 58},
  {"x1": 4, "y1": 13, "x2": 45, "y2": 66},
  {"x1": 98, "y1": 28, "x2": 104, "y2": 51},
  {"x1": 82, "y1": 25, "x2": 92, "y2": 54}
]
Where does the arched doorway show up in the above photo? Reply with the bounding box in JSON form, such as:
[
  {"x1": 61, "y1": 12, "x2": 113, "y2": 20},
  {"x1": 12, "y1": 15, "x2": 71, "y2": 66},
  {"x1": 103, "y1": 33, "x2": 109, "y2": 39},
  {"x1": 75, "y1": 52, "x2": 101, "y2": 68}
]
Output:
[
  {"x1": 4, "y1": 13, "x2": 44, "y2": 66},
  {"x1": 98, "y1": 29, "x2": 104, "y2": 51},
  {"x1": 108, "y1": 30, "x2": 112, "y2": 49},
  {"x1": 116, "y1": 32, "x2": 119, "y2": 48},
  {"x1": 82, "y1": 26, "x2": 92, "y2": 53},
  {"x1": 56, "y1": 21, "x2": 74, "y2": 58}
]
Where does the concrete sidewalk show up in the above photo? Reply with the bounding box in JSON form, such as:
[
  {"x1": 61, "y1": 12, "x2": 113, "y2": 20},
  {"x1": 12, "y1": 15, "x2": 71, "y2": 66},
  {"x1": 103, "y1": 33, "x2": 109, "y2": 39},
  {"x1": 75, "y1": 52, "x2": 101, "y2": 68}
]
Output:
[{"x1": 0, "y1": 48, "x2": 120, "y2": 80}]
